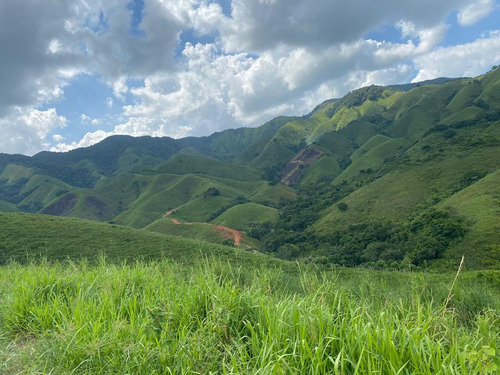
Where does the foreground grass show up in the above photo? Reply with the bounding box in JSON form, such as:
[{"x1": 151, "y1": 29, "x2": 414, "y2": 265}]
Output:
[{"x1": 0, "y1": 260, "x2": 499, "y2": 374}]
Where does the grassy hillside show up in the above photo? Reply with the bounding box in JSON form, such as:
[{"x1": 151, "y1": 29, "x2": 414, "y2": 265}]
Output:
[
  {"x1": 111, "y1": 174, "x2": 285, "y2": 228},
  {"x1": 213, "y1": 203, "x2": 279, "y2": 231},
  {"x1": 17, "y1": 175, "x2": 72, "y2": 212},
  {"x1": 145, "y1": 218, "x2": 261, "y2": 249},
  {"x1": 12, "y1": 154, "x2": 292, "y2": 230},
  {"x1": 157, "y1": 154, "x2": 262, "y2": 181},
  {"x1": 0, "y1": 163, "x2": 34, "y2": 183},
  {"x1": 316, "y1": 146, "x2": 499, "y2": 232},
  {"x1": 332, "y1": 135, "x2": 411, "y2": 184},
  {"x1": 146, "y1": 220, "x2": 233, "y2": 245},
  {"x1": 41, "y1": 189, "x2": 122, "y2": 222},
  {"x1": 0, "y1": 213, "x2": 278, "y2": 267},
  {"x1": 0, "y1": 200, "x2": 20, "y2": 212},
  {"x1": 0, "y1": 69, "x2": 498, "y2": 270},
  {"x1": 436, "y1": 170, "x2": 500, "y2": 269}
]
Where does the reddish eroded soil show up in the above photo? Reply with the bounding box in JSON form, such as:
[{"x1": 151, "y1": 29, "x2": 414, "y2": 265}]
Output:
[
  {"x1": 170, "y1": 219, "x2": 244, "y2": 246},
  {"x1": 213, "y1": 225, "x2": 244, "y2": 246}
]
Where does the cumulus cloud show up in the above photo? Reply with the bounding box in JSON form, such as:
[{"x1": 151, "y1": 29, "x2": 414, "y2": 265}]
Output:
[
  {"x1": 0, "y1": 1, "x2": 82, "y2": 116},
  {"x1": 1, "y1": 0, "x2": 499, "y2": 154},
  {"x1": 457, "y1": 0, "x2": 495, "y2": 26},
  {"x1": 413, "y1": 30, "x2": 500, "y2": 81},
  {"x1": 0, "y1": 0, "x2": 190, "y2": 151},
  {"x1": 219, "y1": 0, "x2": 472, "y2": 52},
  {"x1": 112, "y1": 20, "x2": 450, "y2": 138},
  {"x1": 0, "y1": 108, "x2": 67, "y2": 155},
  {"x1": 51, "y1": 129, "x2": 113, "y2": 152},
  {"x1": 52, "y1": 134, "x2": 65, "y2": 142}
]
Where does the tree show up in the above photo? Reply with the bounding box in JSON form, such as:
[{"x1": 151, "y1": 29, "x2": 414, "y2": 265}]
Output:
[
  {"x1": 203, "y1": 187, "x2": 220, "y2": 198},
  {"x1": 337, "y1": 202, "x2": 348, "y2": 211}
]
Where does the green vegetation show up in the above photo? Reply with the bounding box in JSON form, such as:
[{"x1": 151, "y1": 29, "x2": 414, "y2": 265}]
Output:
[
  {"x1": 213, "y1": 202, "x2": 278, "y2": 231},
  {"x1": 145, "y1": 219, "x2": 261, "y2": 249},
  {"x1": 0, "y1": 213, "x2": 276, "y2": 267},
  {"x1": 0, "y1": 200, "x2": 19, "y2": 213},
  {"x1": 0, "y1": 258, "x2": 498, "y2": 374},
  {"x1": 0, "y1": 68, "x2": 499, "y2": 270},
  {"x1": 157, "y1": 154, "x2": 263, "y2": 182},
  {"x1": 145, "y1": 219, "x2": 229, "y2": 244}
]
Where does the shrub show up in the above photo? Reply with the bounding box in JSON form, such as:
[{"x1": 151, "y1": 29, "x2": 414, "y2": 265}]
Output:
[
  {"x1": 337, "y1": 202, "x2": 348, "y2": 211},
  {"x1": 203, "y1": 187, "x2": 220, "y2": 198}
]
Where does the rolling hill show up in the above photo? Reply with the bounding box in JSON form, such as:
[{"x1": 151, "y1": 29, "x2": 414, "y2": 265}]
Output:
[
  {"x1": 0, "y1": 67, "x2": 499, "y2": 269},
  {"x1": 0, "y1": 212, "x2": 280, "y2": 267}
]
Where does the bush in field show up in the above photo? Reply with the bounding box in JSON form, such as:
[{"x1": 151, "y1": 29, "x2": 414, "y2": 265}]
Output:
[{"x1": 337, "y1": 202, "x2": 348, "y2": 211}]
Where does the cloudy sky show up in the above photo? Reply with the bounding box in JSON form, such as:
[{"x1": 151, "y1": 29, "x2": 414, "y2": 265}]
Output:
[{"x1": 1, "y1": 0, "x2": 499, "y2": 155}]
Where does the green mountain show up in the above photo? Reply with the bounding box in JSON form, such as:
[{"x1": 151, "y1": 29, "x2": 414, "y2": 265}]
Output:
[{"x1": 1, "y1": 67, "x2": 499, "y2": 269}]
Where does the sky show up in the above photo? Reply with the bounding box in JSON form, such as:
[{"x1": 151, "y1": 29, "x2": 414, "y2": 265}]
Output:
[{"x1": 0, "y1": 0, "x2": 499, "y2": 155}]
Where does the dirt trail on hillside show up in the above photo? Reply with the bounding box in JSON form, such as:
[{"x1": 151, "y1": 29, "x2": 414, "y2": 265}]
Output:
[
  {"x1": 171, "y1": 218, "x2": 192, "y2": 225},
  {"x1": 213, "y1": 225, "x2": 244, "y2": 246},
  {"x1": 170, "y1": 219, "x2": 244, "y2": 246},
  {"x1": 163, "y1": 200, "x2": 195, "y2": 218}
]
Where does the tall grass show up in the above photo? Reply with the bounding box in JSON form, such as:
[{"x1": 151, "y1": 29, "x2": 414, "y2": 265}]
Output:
[{"x1": 0, "y1": 259, "x2": 498, "y2": 374}]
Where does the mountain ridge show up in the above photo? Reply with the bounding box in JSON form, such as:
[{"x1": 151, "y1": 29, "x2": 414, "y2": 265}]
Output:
[{"x1": 1, "y1": 68, "x2": 499, "y2": 270}]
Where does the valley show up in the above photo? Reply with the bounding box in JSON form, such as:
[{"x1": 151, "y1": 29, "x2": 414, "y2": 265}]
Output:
[
  {"x1": 1, "y1": 68, "x2": 499, "y2": 270},
  {"x1": 2, "y1": 2, "x2": 499, "y2": 373},
  {"x1": 0, "y1": 69, "x2": 499, "y2": 374}
]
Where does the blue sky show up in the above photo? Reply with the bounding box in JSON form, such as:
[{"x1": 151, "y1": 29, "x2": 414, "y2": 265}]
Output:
[{"x1": 0, "y1": 0, "x2": 499, "y2": 155}]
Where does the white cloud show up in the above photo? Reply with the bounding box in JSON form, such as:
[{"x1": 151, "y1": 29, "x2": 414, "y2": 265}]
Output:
[
  {"x1": 219, "y1": 0, "x2": 472, "y2": 53},
  {"x1": 0, "y1": 0, "x2": 189, "y2": 153},
  {"x1": 80, "y1": 113, "x2": 101, "y2": 126},
  {"x1": 115, "y1": 19, "x2": 452, "y2": 139},
  {"x1": 111, "y1": 77, "x2": 129, "y2": 101},
  {"x1": 52, "y1": 134, "x2": 65, "y2": 142},
  {"x1": 80, "y1": 114, "x2": 91, "y2": 123},
  {"x1": 189, "y1": 2, "x2": 225, "y2": 34},
  {"x1": 413, "y1": 30, "x2": 500, "y2": 81},
  {"x1": 1, "y1": 0, "x2": 499, "y2": 155},
  {"x1": 457, "y1": 0, "x2": 495, "y2": 26},
  {"x1": 20, "y1": 108, "x2": 67, "y2": 139},
  {"x1": 51, "y1": 129, "x2": 113, "y2": 152},
  {"x1": 0, "y1": 108, "x2": 66, "y2": 155}
]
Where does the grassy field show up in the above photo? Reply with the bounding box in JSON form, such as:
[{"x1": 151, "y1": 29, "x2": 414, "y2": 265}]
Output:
[
  {"x1": 0, "y1": 213, "x2": 280, "y2": 268},
  {"x1": 213, "y1": 203, "x2": 278, "y2": 231},
  {"x1": 0, "y1": 213, "x2": 499, "y2": 373},
  {"x1": 0, "y1": 259, "x2": 498, "y2": 374},
  {"x1": 145, "y1": 218, "x2": 261, "y2": 250}
]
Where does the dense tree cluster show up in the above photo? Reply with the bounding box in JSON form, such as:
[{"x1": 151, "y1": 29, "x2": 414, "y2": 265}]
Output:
[
  {"x1": 260, "y1": 206, "x2": 468, "y2": 268},
  {"x1": 252, "y1": 177, "x2": 469, "y2": 269}
]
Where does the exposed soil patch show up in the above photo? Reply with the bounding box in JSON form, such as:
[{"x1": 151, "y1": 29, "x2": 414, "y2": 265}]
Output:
[
  {"x1": 163, "y1": 201, "x2": 193, "y2": 218},
  {"x1": 213, "y1": 225, "x2": 244, "y2": 246},
  {"x1": 280, "y1": 146, "x2": 323, "y2": 186},
  {"x1": 163, "y1": 208, "x2": 178, "y2": 218},
  {"x1": 171, "y1": 218, "x2": 192, "y2": 225},
  {"x1": 170, "y1": 219, "x2": 244, "y2": 246}
]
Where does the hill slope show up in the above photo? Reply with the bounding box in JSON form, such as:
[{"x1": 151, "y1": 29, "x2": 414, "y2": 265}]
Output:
[
  {"x1": 0, "y1": 68, "x2": 499, "y2": 269},
  {"x1": 0, "y1": 213, "x2": 281, "y2": 267}
]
